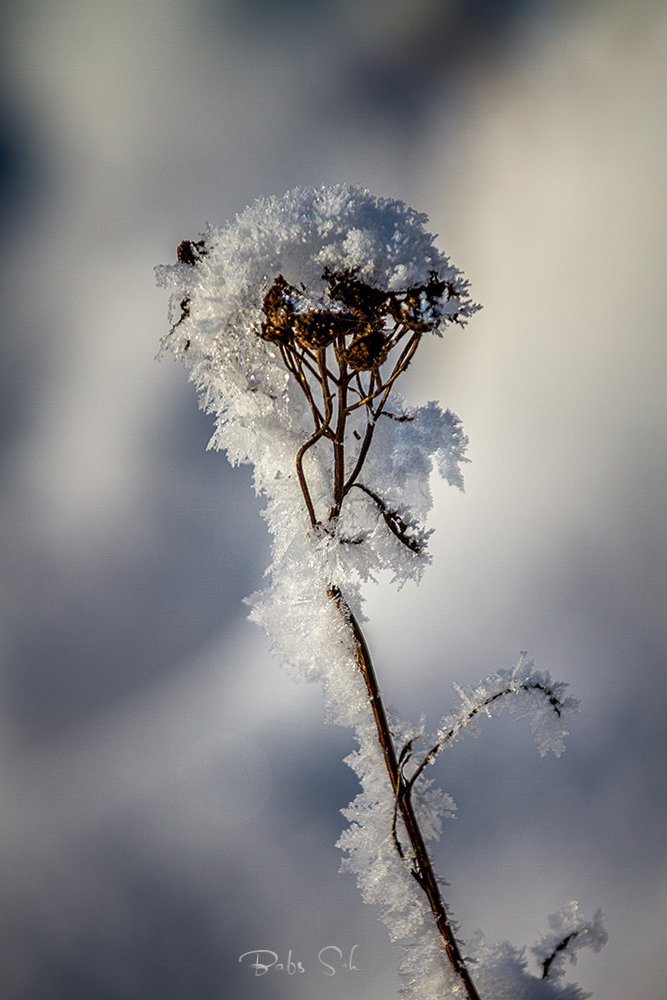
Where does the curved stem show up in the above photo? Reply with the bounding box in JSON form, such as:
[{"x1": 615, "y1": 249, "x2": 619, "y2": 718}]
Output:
[
  {"x1": 332, "y1": 366, "x2": 349, "y2": 510},
  {"x1": 329, "y1": 586, "x2": 483, "y2": 1000},
  {"x1": 407, "y1": 673, "x2": 566, "y2": 793},
  {"x1": 347, "y1": 482, "x2": 422, "y2": 553}
]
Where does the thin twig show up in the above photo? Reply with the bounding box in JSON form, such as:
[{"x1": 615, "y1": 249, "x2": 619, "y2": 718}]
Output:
[
  {"x1": 332, "y1": 359, "x2": 349, "y2": 510},
  {"x1": 295, "y1": 349, "x2": 333, "y2": 526},
  {"x1": 407, "y1": 679, "x2": 566, "y2": 793},
  {"x1": 342, "y1": 418, "x2": 376, "y2": 495},
  {"x1": 348, "y1": 482, "x2": 423, "y2": 553},
  {"x1": 542, "y1": 931, "x2": 582, "y2": 979},
  {"x1": 281, "y1": 345, "x2": 330, "y2": 433}
]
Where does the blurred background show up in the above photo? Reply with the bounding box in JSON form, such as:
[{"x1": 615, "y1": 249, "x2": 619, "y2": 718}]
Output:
[{"x1": 0, "y1": 1, "x2": 665, "y2": 998}]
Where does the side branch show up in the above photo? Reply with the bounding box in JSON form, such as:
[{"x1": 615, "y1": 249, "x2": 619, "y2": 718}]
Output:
[
  {"x1": 348, "y1": 483, "x2": 423, "y2": 553},
  {"x1": 542, "y1": 931, "x2": 582, "y2": 979},
  {"x1": 407, "y1": 675, "x2": 567, "y2": 792}
]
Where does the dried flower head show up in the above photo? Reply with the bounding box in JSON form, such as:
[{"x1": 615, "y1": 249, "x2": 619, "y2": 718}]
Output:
[{"x1": 156, "y1": 184, "x2": 478, "y2": 588}]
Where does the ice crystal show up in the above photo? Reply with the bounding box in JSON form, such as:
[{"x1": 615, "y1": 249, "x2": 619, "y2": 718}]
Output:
[
  {"x1": 156, "y1": 184, "x2": 476, "y2": 593},
  {"x1": 532, "y1": 902, "x2": 609, "y2": 982},
  {"x1": 158, "y1": 185, "x2": 604, "y2": 1000}
]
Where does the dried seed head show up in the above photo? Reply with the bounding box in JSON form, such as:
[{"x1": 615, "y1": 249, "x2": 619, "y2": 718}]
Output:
[
  {"x1": 343, "y1": 328, "x2": 389, "y2": 370},
  {"x1": 323, "y1": 267, "x2": 392, "y2": 319},
  {"x1": 293, "y1": 311, "x2": 340, "y2": 349},
  {"x1": 176, "y1": 239, "x2": 208, "y2": 266},
  {"x1": 262, "y1": 275, "x2": 295, "y2": 332}
]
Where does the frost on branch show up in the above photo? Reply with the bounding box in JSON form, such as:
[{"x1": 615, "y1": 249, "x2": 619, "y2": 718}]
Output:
[
  {"x1": 338, "y1": 655, "x2": 593, "y2": 1000},
  {"x1": 462, "y1": 903, "x2": 607, "y2": 1000},
  {"x1": 532, "y1": 903, "x2": 609, "y2": 983},
  {"x1": 157, "y1": 185, "x2": 604, "y2": 1000},
  {"x1": 427, "y1": 654, "x2": 580, "y2": 763}
]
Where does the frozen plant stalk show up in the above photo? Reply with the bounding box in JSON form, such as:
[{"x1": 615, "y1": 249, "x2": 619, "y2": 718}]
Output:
[{"x1": 157, "y1": 185, "x2": 606, "y2": 1000}]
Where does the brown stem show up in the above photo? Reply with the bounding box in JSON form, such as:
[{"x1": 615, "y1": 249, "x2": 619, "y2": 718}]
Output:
[
  {"x1": 343, "y1": 363, "x2": 406, "y2": 498},
  {"x1": 281, "y1": 346, "x2": 329, "y2": 433},
  {"x1": 329, "y1": 586, "x2": 483, "y2": 1000},
  {"x1": 295, "y1": 349, "x2": 333, "y2": 526},
  {"x1": 332, "y1": 367, "x2": 348, "y2": 511},
  {"x1": 295, "y1": 345, "x2": 340, "y2": 387},
  {"x1": 348, "y1": 483, "x2": 423, "y2": 553}
]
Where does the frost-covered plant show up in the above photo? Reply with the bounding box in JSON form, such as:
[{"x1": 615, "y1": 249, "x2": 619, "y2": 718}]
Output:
[{"x1": 157, "y1": 184, "x2": 605, "y2": 1000}]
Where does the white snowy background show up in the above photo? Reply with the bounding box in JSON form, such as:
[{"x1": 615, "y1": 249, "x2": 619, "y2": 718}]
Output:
[{"x1": 0, "y1": 1, "x2": 665, "y2": 999}]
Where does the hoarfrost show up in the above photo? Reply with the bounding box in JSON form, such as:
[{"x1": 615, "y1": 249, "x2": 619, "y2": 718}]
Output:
[
  {"x1": 469, "y1": 936, "x2": 598, "y2": 1000},
  {"x1": 429, "y1": 655, "x2": 580, "y2": 763},
  {"x1": 532, "y1": 902, "x2": 609, "y2": 982},
  {"x1": 157, "y1": 185, "x2": 604, "y2": 999}
]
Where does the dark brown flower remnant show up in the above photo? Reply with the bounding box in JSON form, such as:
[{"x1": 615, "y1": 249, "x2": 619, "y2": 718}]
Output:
[
  {"x1": 260, "y1": 274, "x2": 296, "y2": 344},
  {"x1": 324, "y1": 266, "x2": 393, "y2": 318},
  {"x1": 176, "y1": 239, "x2": 208, "y2": 266},
  {"x1": 258, "y1": 267, "x2": 452, "y2": 372},
  {"x1": 294, "y1": 311, "x2": 341, "y2": 350},
  {"x1": 343, "y1": 327, "x2": 389, "y2": 370}
]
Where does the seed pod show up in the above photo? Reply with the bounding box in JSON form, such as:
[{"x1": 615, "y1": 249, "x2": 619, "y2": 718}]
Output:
[
  {"x1": 293, "y1": 311, "x2": 339, "y2": 349},
  {"x1": 343, "y1": 328, "x2": 389, "y2": 370},
  {"x1": 323, "y1": 267, "x2": 391, "y2": 319},
  {"x1": 262, "y1": 275, "x2": 296, "y2": 333},
  {"x1": 177, "y1": 240, "x2": 208, "y2": 265}
]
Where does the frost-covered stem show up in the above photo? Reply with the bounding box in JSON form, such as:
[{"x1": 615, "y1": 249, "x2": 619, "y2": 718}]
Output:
[
  {"x1": 330, "y1": 586, "x2": 483, "y2": 1000},
  {"x1": 279, "y1": 272, "x2": 481, "y2": 994},
  {"x1": 348, "y1": 483, "x2": 423, "y2": 552},
  {"x1": 407, "y1": 673, "x2": 567, "y2": 792},
  {"x1": 542, "y1": 931, "x2": 581, "y2": 979}
]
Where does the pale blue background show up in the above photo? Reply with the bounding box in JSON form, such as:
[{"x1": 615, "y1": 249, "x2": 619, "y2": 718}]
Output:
[{"x1": 1, "y1": 2, "x2": 665, "y2": 998}]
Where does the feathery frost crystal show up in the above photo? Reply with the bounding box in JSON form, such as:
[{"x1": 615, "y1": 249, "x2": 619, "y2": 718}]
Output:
[
  {"x1": 157, "y1": 185, "x2": 605, "y2": 1000},
  {"x1": 156, "y1": 185, "x2": 475, "y2": 588}
]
